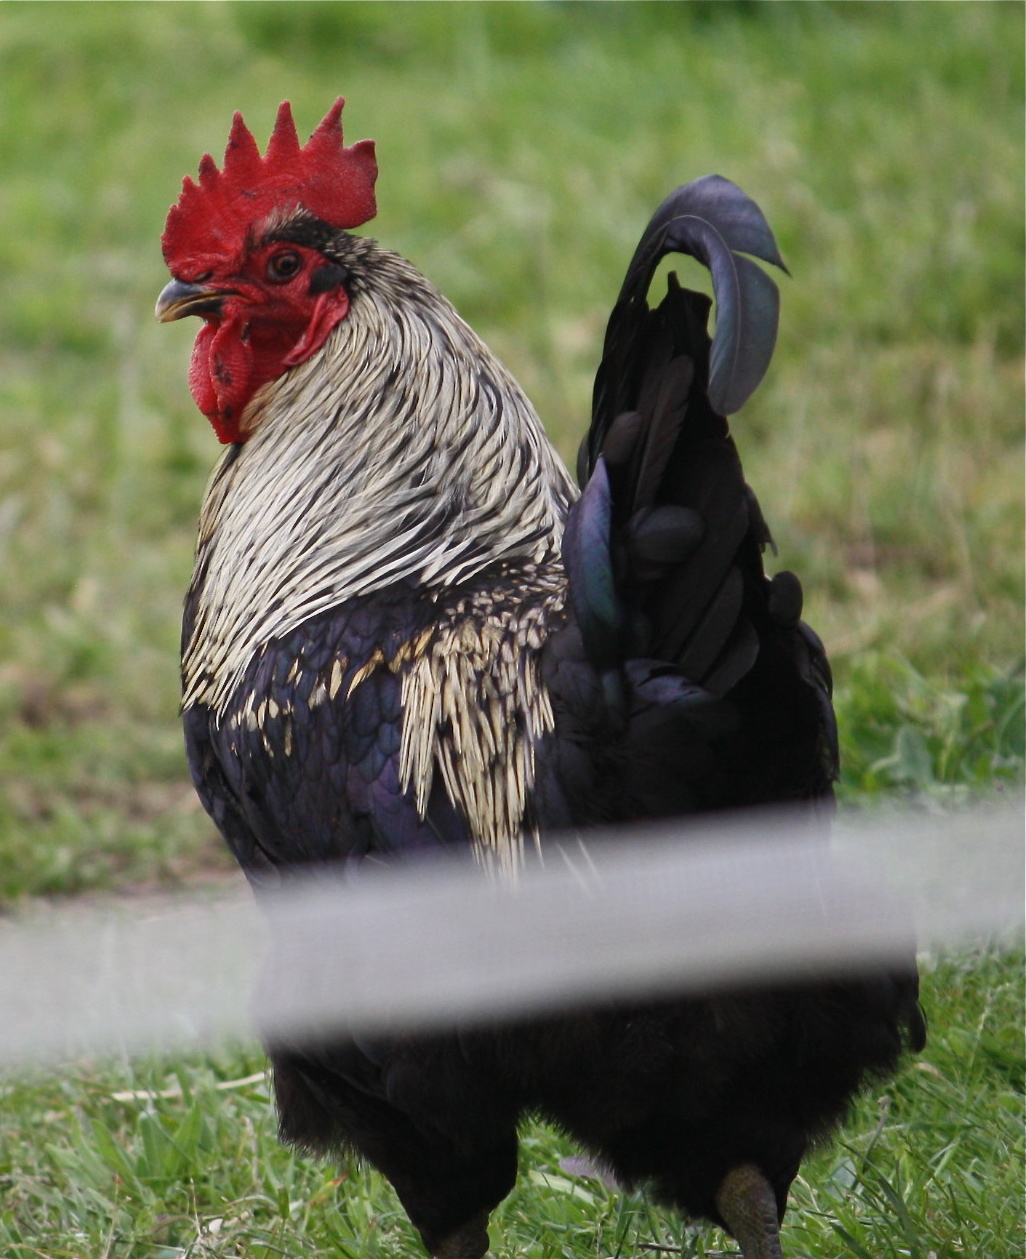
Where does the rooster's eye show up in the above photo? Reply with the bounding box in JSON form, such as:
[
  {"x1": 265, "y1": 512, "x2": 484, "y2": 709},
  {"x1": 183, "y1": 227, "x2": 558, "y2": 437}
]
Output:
[{"x1": 267, "y1": 251, "x2": 302, "y2": 283}]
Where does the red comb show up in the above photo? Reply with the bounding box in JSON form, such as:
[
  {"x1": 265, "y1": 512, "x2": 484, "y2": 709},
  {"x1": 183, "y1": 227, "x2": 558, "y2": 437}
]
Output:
[{"x1": 162, "y1": 99, "x2": 377, "y2": 269}]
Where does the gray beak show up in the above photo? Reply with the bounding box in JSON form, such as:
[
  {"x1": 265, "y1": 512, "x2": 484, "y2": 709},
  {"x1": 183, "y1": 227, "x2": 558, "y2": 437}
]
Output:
[{"x1": 155, "y1": 278, "x2": 234, "y2": 322}]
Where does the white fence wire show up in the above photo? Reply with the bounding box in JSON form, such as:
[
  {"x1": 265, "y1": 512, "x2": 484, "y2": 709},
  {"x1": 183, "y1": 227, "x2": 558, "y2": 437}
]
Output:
[{"x1": 1, "y1": 801, "x2": 1021, "y2": 1065}]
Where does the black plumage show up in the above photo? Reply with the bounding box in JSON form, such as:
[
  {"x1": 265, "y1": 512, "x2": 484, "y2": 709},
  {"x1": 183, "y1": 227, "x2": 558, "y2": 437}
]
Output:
[{"x1": 169, "y1": 164, "x2": 923, "y2": 1259}]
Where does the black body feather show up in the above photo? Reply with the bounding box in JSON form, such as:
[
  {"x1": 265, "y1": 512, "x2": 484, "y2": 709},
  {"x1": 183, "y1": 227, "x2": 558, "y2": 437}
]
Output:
[{"x1": 181, "y1": 177, "x2": 923, "y2": 1259}]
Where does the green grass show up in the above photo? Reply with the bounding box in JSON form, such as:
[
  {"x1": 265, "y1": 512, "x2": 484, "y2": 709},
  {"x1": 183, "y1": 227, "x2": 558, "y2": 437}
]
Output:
[
  {"x1": 0, "y1": 948, "x2": 1020, "y2": 1258},
  {"x1": 0, "y1": 0, "x2": 1022, "y2": 897},
  {"x1": 0, "y1": 3, "x2": 1022, "y2": 1258}
]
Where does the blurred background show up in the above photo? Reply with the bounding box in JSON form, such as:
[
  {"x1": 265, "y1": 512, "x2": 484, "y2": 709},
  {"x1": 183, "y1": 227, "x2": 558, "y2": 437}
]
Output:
[
  {"x1": 0, "y1": 5, "x2": 1021, "y2": 1258},
  {"x1": 1, "y1": 2, "x2": 1021, "y2": 902},
  {"x1": 0, "y1": 4, "x2": 1022, "y2": 890}
]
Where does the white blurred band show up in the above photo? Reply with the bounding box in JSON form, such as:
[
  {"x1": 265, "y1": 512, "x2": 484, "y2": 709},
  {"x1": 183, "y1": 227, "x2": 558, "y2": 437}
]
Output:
[{"x1": 0, "y1": 801, "x2": 1021, "y2": 1065}]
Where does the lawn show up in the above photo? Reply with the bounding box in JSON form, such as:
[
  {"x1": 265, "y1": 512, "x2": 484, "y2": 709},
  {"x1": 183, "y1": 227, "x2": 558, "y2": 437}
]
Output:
[{"x1": 0, "y1": 3, "x2": 1022, "y2": 1257}]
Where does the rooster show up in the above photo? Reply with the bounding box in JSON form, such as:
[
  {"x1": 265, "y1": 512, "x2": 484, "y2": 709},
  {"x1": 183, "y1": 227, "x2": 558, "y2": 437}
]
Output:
[{"x1": 157, "y1": 100, "x2": 923, "y2": 1259}]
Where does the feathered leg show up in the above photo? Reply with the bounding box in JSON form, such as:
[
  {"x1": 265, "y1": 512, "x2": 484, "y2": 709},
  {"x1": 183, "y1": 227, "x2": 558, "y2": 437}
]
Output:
[
  {"x1": 714, "y1": 1164, "x2": 785, "y2": 1259},
  {"x1": 429, "y1": 1210, "x2": 491, "y2": 1259},
  {"x1": 272, "y1": 1053, "x2": 515, "y2": 1259}
]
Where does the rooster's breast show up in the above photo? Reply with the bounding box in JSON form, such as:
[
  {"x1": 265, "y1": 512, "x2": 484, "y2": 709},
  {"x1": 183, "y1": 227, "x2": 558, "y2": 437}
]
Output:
[{"x1": 183, "y1": 563, "x2": 573, "y2": 878}]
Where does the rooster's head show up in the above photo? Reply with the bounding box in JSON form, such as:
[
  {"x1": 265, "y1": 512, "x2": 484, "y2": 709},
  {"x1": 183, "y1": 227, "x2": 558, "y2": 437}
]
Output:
[{"x1": 157, "y1": 99, "x2": 377, "y2": 443}]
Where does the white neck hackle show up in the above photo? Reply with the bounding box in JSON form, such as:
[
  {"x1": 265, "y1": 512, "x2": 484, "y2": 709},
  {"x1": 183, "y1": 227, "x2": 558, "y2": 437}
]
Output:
[{"x1": 182, "y1": 245, "x2": 577, "y2": 716}]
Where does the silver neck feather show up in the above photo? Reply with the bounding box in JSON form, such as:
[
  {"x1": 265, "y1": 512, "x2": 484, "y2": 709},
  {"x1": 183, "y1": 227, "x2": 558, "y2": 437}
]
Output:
[{"x1": 182, "y1": 247, "x2": 577, "y2": 715}]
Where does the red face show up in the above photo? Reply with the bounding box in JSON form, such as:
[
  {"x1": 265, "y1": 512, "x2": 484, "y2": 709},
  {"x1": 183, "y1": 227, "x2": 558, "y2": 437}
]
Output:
[{"x1": 156, "y1": 239, "x2": 350, "y2": 443}]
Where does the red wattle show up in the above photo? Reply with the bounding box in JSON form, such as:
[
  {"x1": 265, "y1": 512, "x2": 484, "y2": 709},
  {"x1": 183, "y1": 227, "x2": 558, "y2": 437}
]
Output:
[
  {"x1": 189, "y1": 318, "x2": 257, "y2": 444},
  {"x1": 187, "y1": 288, "x2": 350, "y2": 444},
  {"x1": 188, "y1": 323, "x2": 220, "y2": 427}
]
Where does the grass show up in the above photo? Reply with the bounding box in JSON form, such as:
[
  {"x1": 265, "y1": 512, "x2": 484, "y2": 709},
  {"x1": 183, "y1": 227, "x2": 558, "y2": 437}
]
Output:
[
  {"x1": 0, "y1": 947, "x2": 1020, "y2": 1258},
  {"x1": 0, "y1": 3, "x2": 1022, "y2": 1258},
  {"x1": 0, "y1": 1, "x2": 1022, "y2": 897}
]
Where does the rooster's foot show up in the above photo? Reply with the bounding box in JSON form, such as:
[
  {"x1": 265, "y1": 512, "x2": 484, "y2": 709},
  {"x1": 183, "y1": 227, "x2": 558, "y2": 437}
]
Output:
[{"x1": 714, "y1": 1163, "x2": 784, "y2": 1259}]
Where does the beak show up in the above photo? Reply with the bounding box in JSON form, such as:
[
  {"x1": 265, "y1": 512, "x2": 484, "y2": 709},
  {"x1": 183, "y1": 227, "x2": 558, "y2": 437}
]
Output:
[{"x1": 155, "y1": 278, "x2": 235, "y2": 322}]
